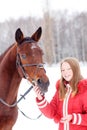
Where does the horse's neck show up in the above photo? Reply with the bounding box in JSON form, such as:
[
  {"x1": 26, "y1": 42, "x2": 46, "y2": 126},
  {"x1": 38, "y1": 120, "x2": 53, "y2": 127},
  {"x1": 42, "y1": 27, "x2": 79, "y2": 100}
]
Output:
[
  {"x1": 0, "y1": 44, "x2": 21, "y2": 104},
  {"x1": 0, "y1": 44, "x2": 15, "y2": 62}
]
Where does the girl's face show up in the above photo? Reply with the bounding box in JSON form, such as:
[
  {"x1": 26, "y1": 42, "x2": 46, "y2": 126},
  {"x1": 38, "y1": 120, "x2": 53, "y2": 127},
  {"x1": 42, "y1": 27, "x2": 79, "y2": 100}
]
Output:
[{"x1": 61, "y1": 62, "x2": 73, "y2": 82}]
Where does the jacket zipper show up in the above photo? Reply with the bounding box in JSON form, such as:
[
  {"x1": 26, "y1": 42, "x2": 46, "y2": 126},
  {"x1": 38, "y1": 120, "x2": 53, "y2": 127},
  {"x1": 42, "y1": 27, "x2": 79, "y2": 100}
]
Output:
[{"x1": 63, "y1": 84, "x2": 72, "y2": 130}]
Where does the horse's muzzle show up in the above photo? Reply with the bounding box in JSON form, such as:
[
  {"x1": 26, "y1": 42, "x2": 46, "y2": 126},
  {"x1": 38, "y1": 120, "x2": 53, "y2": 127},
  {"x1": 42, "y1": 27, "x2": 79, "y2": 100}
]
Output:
[{"x1": 36, "y1": 78, "x2": 50, "y2": 93}]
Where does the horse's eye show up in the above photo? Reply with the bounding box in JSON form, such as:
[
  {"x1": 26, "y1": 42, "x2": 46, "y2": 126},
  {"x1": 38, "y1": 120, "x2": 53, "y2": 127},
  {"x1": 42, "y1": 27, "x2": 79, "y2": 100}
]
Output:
[{"x1": 20, "y1": 54, "x2": 26, "y2": 59}]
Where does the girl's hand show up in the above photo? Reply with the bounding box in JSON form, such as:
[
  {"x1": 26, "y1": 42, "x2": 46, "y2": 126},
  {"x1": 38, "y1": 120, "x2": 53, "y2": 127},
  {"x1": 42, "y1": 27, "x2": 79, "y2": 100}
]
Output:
[
  {"x1": 33, "y1": 85, "x2": 44, "y2": 100},
  {"x1": 60, "y1": 114, "x2": 72, "y2": 123}
]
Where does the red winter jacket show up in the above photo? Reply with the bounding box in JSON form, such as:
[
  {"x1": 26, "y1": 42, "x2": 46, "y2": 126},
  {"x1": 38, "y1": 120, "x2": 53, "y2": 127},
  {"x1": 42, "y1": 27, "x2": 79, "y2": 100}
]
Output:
[{"x1": 36, "y1": 79, "x2": 87, "y2": 130}]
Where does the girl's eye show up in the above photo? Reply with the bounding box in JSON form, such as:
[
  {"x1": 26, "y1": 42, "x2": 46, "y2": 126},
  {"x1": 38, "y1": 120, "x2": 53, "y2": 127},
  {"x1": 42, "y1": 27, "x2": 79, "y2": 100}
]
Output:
[
  {"x1": 67, "y1": 68, "x2": 71, "y2": 70},
  {"x1": 61, "y1": 68, "x2": 71, "y2": 72},
  {"x1": 20, "y1": 54, "x2": 26, "y2": 59}
]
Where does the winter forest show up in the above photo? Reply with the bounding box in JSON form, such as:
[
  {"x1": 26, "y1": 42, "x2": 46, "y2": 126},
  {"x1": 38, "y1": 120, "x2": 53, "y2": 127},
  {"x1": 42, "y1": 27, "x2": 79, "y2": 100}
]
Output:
[
  {"x1": 0, "y1": 9, "x2": 87, "y2": 65},
  {"x1": 0, "y1": 1, "x2": 87, "y2": 129}
]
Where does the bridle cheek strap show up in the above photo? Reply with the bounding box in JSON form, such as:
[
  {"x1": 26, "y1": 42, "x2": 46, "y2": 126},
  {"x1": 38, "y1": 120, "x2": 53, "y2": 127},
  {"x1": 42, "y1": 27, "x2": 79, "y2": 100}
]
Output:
[
  {"x1": 17, "y1": 64, "x2": 26, "y2": 78},
  {"x1": 16, "y1": 54, "x2": 28, "y2": 79}
]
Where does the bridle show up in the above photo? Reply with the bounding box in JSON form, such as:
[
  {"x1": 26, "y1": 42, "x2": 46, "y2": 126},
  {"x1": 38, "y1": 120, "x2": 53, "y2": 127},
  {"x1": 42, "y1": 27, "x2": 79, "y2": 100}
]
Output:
[
  {"x1": 0, "y1": 38, "x2": 45, "y2": 107},
  {"x1": 16, "y1": 52, "x2": 45, "y2": 86},
  {"x1": 16, "y1": 53, "x2": 44, "y2": 80},
  {"x1": 0, "y1": 39, "x2": 44, "y2": 119},
  {"x1": 0, "y1": 38, "x2": 44, "y2": 107}
]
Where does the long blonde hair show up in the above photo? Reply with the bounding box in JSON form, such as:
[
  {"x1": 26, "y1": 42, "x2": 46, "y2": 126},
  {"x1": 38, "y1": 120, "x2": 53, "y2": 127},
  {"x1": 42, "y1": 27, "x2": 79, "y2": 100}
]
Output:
[{"x1": 59, "y1": 57, "x2": 83, "y2": 99}]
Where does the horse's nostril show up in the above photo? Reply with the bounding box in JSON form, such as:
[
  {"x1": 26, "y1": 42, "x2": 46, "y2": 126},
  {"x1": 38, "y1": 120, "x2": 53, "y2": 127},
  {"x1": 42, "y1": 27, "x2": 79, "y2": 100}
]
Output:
[{"x1": 37, "y1": 79, "x2": 42, "y2": 84}]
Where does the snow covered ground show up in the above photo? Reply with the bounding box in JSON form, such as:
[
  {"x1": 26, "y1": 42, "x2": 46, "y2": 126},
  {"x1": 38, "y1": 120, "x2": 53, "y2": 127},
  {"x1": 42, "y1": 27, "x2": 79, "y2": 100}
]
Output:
[{"x1": 13, "y1": 63, "x2": 87, "y2": 130}]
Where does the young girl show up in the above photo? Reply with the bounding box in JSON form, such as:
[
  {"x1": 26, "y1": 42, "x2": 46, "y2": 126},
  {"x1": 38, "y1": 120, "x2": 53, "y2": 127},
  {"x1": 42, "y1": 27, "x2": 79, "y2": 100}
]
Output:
[{"x1": 33, "y1": 57, "x2": 87, "y2": 130}]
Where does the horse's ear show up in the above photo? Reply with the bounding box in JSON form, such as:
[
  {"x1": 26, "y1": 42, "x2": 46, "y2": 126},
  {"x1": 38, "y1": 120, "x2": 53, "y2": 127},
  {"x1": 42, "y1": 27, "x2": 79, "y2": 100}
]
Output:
[
  {"x1": 15, "y1": 28, "x2": 24, "y2": 44},
  {"x1": 31, "y1": 27, "x2": 42, "y2": 42}
]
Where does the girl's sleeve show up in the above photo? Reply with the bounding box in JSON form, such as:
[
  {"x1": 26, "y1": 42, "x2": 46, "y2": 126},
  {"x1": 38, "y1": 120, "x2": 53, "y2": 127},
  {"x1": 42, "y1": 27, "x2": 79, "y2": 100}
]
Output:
[
  {"x1": 36, "y1": 91, "x2": 58, "y2": 119},
  {"x1": 71, "y1": 80, "x2": 87, "y2": 126},
  {"x1": 36, "y1": 80, "x2": 61, "y2": 122}
]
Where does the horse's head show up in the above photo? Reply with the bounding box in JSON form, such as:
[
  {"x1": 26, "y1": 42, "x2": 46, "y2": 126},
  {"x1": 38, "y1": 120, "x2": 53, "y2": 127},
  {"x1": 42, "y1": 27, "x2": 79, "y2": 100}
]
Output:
[{"x1": 15, "y1": 27, "x2": 49, "y2": 93}]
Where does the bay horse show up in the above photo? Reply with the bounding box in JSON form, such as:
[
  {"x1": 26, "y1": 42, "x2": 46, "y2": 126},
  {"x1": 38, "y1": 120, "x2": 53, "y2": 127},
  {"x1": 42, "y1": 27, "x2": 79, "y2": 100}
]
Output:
[{"x1": 0, "y1": 27, "x2": 49, "y2": 130}]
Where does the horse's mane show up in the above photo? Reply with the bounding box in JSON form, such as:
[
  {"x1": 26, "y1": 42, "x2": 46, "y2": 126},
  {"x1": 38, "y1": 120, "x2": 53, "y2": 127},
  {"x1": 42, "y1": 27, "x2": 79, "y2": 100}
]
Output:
[{"x1": 0, "y1": 44, "x2": 15, "y2": 62}]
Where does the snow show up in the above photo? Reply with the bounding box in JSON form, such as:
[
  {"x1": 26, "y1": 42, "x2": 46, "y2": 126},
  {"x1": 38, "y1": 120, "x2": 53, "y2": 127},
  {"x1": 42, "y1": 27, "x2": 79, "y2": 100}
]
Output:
[{"x1": 13, "y1": 63, "x2": 87, "y2": 130}]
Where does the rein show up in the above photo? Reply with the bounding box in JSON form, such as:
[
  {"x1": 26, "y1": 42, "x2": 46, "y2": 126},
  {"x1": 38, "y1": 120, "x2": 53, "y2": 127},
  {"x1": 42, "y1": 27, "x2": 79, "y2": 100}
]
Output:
[
  {"x1": 0, "y1": 86, "x2": 33, "y2": 107},
  {"x1": 0, "y1": 85, "x2": 42, "y2": 120}
]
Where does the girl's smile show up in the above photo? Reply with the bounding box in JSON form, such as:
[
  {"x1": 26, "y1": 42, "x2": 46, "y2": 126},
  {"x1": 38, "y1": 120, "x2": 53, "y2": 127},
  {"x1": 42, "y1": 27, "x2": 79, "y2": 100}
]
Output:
[{"x1": 61, "y1": 62, "x2": 73, "y2": 81}]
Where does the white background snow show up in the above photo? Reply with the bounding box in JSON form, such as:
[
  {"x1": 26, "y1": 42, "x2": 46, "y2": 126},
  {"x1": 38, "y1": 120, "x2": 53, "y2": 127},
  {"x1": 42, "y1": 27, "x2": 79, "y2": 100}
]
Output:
[{"x1": 13, "y1": 63, "x2": 87, "y2": 130}]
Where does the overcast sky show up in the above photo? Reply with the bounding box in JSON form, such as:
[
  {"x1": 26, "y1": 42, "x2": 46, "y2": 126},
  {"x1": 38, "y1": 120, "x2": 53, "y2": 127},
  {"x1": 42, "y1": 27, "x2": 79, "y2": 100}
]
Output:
[{"x1": 0, "y1": 0, "x2": 87, "y2": 22}]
